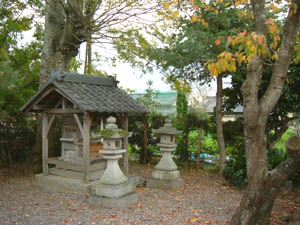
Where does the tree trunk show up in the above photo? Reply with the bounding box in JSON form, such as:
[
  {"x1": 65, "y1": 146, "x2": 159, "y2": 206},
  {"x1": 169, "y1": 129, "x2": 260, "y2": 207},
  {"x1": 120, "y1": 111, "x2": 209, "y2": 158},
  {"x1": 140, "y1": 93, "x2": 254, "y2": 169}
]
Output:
[
  {"x1": 216, "y1": 75, "x2": 226, "y2": 176},
  {"x1": 231, "y1": 135, "x2": 300, "y2": 225},
  {"x1": 143, "y1": 120, "x2": 148, "y2": 164},
  {"x1": 196, "y1": 126, "x2": 203, "y2": 170},
  {"x1": 230, "y1": 1, "x2": 300, "y2": 223},
  {"x1": 4, "y1": 141, "x2": 12, "y2": 169},
  {"x1": 183, "y1": 130, "x2": 190, "y2": 171},
  {"x1": 84, "y1": 34, "x2": 92, "y2": 74}
]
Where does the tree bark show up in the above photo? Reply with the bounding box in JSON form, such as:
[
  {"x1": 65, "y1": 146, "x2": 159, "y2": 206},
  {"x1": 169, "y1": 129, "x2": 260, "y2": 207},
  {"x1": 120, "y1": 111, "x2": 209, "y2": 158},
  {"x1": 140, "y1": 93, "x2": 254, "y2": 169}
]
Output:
[
  {"x1": 231, "y1": 1, "x2": 300, "y2": 224},
  {"x1": 183, "y1": 130, "x2": 190, "y2": 171},
  {"x1": 40, "y1": 0, "x2": 88, "y2": 85},
  {"x1": 231, "y1": 136, "x2": 300, "y2": 225},
  {"x1": 196, "y1": 126, "x2": 203, "y2": 170},
  {"x1": 216, "y1": 75, "x2": 226, "y2": 176},
  {"x1": 143, "y1": 119, "x2": 148, "y2": 164}
]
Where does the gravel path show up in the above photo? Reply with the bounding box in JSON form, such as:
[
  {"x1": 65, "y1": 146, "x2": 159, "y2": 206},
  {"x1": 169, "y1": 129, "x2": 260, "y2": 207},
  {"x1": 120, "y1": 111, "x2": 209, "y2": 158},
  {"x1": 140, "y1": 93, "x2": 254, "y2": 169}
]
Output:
[{"x1": 0, "y1": 164, "x2": 297, "y2": 225}]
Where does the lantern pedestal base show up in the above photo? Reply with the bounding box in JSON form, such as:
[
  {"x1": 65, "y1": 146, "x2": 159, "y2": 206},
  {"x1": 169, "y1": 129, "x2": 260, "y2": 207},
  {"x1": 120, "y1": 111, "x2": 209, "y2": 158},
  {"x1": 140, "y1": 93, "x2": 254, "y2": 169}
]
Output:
[
  {"x1": 89, "y1": 181, "x2": 138, "y2": 208},
  {"x1": 147, "y1": 176, "x2": 184, "y2": 190},
  {"x1": 152, "y1": 169, "x2": 180, "y2": 180}
]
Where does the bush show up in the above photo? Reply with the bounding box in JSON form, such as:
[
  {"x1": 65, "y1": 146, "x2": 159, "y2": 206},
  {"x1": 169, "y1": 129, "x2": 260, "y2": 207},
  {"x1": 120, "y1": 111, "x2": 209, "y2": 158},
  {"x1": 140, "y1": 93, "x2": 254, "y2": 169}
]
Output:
[
  {"x1": 223, "y1": 166, "x2": 248, "y2": 188},
  {"x1": 223, "y1": 137, "x2": 248, "y2": 188},
  {"x1": 267, "y1": 147, "x2": 287, "y2": 170},
  {"x1": 128, "y1": 113, "x2": 164, "y2": 164},
  {"x1": 202, "y1": 134, "x2": 219, "y2": 155},
  {"x1": 188, "y1": 130, "x2": 219, "y2": 156},
  {"x1": 221, "y1": 120, "x2": 251, "y2": 187}
]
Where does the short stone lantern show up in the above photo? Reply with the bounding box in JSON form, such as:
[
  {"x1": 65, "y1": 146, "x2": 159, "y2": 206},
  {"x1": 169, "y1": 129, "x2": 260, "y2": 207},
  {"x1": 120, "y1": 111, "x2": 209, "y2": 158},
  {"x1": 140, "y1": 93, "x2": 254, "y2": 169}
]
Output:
[
  {"x1": 147, "y1": 119, "x2": 185, "y2": 190},
  {"x1": 89, "y1": 116, "x2": 138, "y2": 208}
]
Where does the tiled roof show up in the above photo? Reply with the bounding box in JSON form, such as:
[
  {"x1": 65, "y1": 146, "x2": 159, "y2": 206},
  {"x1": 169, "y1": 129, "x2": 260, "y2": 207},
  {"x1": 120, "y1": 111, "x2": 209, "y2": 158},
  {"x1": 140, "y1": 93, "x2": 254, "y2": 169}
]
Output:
[{"x1": 21, "y1": 70, "x2": 148, "y2": 114}]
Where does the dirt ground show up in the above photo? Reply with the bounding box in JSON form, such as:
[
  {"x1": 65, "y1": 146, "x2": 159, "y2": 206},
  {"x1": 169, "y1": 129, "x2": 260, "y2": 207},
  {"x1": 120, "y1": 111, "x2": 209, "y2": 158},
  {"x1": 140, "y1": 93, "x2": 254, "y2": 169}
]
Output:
[{"x1": 0, "y1": 163, "x2": 299, "y2": 225}]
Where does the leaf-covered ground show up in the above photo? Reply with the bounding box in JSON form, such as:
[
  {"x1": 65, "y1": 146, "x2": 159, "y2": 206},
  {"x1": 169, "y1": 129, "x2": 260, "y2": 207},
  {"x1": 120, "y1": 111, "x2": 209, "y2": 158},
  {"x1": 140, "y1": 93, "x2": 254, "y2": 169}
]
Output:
[{"x1": 0, "y1": 163, "x2": 298, "y2": 225}]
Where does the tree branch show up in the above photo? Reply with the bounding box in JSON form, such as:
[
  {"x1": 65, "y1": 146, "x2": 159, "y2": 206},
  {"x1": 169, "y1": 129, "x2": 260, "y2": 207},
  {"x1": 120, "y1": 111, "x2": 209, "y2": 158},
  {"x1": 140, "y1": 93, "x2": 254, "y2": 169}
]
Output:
[
  {"x1": 268, "y1": 135, "x2": 300, "y2": 188},
  {"x1": 260, "y1": 0, "x2": 300, "y2": 116}
]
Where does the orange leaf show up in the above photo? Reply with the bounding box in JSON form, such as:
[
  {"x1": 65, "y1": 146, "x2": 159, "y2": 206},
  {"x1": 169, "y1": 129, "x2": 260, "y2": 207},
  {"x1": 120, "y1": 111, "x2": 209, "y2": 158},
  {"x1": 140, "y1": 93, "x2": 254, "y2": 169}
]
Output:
[
  {"x1": 265, "y1": 18, "x2": 274, "y2": 25},
  {"x1": 241, "y1": 30, "x2": 247, "y2": 37},
  {"x1": 257, "y1": 35, "x2": 264, "y2": 44},
  {"x1": 215, "y1": 39, "x2": 221, "y2": 45},
  {"x1": 227, "y1": 36, "x2": 232, "y2": 44}
]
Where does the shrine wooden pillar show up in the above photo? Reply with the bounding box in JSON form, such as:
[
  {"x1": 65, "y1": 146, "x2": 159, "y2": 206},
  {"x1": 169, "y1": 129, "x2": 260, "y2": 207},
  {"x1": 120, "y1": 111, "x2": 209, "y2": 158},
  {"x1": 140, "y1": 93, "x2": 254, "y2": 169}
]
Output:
[
  {"x1": 42, "y1": 112, "x2": 55, "y2": 176},
  {"x1": 83, "y1": 113, "x2": 92, "y2": 183}
]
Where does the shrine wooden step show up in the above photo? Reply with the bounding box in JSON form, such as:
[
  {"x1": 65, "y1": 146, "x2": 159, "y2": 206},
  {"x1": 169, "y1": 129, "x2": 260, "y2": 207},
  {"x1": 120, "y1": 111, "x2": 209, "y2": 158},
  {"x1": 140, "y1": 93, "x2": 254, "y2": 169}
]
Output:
[
  {"x1": 49, "y1": 168, "x2": 105, "y2": 181},
  {"x1": 48, "y1": 157, "x2": 106, "y2": 172}
]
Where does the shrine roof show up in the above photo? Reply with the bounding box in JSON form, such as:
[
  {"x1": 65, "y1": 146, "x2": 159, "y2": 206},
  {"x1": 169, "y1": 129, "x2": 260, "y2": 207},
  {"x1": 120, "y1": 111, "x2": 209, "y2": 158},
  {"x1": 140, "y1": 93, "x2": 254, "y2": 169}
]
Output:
[{"x1": 21, "y1": 70, "x2": 148, "y2": 114}]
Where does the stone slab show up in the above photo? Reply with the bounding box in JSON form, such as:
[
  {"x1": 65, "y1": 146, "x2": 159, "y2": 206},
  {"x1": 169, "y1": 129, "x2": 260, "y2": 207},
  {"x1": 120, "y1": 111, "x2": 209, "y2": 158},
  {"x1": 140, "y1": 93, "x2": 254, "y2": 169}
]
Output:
[
  {"x1": 34, "y1": 174, "x2": 101, "y2": 194},
  {"x1": 48, "y1": 157, "x2": 106, "y2": 172},
  {"x1": 147, "y1": 177, "x2": 185, "y2": 190},
  {"x1": 92, "y1": 181, "x2": 133, "y2": 198},
  {"x1": 49, "y1": 168, "x2": 105, "y2": 181},
  {"x1": 89, "y1": 192, "x2": 138, "y2": 208},
  {"x1": 152, "y1": 169, "x2": 180, "y2": 180}
]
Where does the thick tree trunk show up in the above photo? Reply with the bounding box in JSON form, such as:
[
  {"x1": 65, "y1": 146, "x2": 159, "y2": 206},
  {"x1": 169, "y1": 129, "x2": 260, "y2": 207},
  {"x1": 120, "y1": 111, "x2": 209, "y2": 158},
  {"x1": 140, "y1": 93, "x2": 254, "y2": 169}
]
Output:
[
  {"x1": 39, "y1": 0, "x2": 65, "y2": 85},
  {"x1": 230, "y1": 1, "x2": 300, "y2": 223},
  {"x1": 231, "y1": 135, "x2": 300, "y2": 225},
  {"x1": 196, "y1": 126, "x2": 203, "y2": 170},
  {"x1": 216, "y1": 75, "x2": 226, "y2": 176},
  {"x1": 40, "y1": 0, "x2": 87, "y2": 85}
]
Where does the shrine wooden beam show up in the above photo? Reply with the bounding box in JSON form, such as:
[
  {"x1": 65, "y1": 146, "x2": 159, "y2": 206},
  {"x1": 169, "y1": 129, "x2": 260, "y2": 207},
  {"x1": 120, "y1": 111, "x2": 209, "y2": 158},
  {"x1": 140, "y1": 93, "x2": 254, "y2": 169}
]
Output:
[
  {"x1": 44, "y1": 108, "x2": 82, "y2": 114},
  {"x1": 73, "y1": 113, "x2": 84, "y2": 137}
]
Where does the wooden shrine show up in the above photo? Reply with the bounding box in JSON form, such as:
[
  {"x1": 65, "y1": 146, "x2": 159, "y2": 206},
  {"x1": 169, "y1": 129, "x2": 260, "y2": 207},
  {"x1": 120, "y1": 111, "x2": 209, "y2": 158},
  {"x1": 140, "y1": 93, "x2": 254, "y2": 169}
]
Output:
[{"x1": 21, "y1": 70, "x2": 148, "y2": 184}]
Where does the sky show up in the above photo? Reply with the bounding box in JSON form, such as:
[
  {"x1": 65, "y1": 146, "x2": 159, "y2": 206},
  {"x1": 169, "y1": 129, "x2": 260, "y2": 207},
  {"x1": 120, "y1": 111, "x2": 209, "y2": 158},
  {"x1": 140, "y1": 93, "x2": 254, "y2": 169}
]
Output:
[
  {"x1": 104, "y1": 64, "x2": 172, "y2": 92},
  {"x1": 77, "y1": 43, "x2": 172, "y2": 93}
]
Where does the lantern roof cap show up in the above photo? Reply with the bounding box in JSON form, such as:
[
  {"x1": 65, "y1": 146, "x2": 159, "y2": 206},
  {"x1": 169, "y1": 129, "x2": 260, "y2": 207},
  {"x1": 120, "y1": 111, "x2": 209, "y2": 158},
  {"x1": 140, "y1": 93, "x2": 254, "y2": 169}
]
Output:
[
  {"x1": 152, "y1": 119, "x2": 182, "y2": 135},
  {"x1": 101, "y1": 116, "x2": 132, "y2": 139}
]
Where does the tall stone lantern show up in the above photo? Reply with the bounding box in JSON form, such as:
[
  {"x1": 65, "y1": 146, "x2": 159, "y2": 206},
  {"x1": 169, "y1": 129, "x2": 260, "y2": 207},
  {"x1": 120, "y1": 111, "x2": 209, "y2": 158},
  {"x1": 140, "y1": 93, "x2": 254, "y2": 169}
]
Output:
[
  {"x1": 89, "y1": 116, "x2": 138, "y2": 208},
  {"x1": 147, "y1": 119, "x2": 185, "y2": 190}
]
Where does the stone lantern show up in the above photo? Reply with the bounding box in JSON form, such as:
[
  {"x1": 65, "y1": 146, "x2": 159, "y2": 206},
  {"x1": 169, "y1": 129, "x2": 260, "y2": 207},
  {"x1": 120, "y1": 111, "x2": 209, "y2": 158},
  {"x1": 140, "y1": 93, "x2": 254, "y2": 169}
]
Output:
[
  {"x1": 89, "y1": 116, "x2": 137, "y2": 208},
  {"x1": 147, "y1": 119, "x2": 185, "y2": 190}
]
